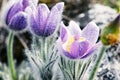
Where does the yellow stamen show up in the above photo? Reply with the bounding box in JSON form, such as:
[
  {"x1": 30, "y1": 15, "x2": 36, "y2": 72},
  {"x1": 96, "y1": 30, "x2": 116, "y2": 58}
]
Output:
[
  {"x1": 79, "y1": 37, "x2": 86, "y2": 42},
  {"x1": 66, "y1": 36, "x2": 86, "y2": 52},
  {"x1": 66, "y1": 36, "x2": 74, "y2": 52}
]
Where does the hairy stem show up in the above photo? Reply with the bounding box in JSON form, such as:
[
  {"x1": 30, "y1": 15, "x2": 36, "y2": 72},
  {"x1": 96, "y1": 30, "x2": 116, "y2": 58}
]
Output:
[
  {"x1": 73, "y1": 61, "x2": 76, "y2": 80},
  {"x1": 88, "y1": 46, "x2": 106, "y2": 80},
  {"x1": 41, "y1": 37, "x2": 46, "y2": 61},
  {"x1": 7, "y1": 32, "x2": 17, "y2": 80}
]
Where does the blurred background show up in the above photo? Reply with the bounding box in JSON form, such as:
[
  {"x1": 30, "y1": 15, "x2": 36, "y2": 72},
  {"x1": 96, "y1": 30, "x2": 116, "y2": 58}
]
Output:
[{"x1": 0, "y1": 0, "x2": 120, "y2": 80}]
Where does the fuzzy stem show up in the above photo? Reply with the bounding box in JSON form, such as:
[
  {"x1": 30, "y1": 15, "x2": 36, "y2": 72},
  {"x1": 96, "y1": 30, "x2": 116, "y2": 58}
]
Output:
[
  {"x1": 7, "y1": 32, "x2": 17, "y2": 80},
  {"x1": 73, "y1": 61, "x2": 76, "y2": 80},
  {"x1": 41, "y1": 37, "x2": 46, "y2": 61},
  {"x1": 88, "y1": 46, "x2": 106, "y2": 80}
]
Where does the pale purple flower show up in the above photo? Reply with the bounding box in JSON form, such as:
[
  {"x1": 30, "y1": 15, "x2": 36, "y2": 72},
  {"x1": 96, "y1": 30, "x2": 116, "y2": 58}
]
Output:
[
  {"x1": 29, "y1": 2, "x2": 64, "y2": 37},
  {"x1": 3, "y1": 0, "x2": 33, "y2": 31},
  {"x1": 57, "y1": 21, "x2": 100, "y2": 59}
]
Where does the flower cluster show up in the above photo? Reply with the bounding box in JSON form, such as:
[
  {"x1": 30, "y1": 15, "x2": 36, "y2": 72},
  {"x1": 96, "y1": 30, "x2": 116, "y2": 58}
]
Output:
[
  {"x1": 3, "y1": 0, "x2": 64, "y2": 36},
  {"x1": 1, "y1": 0, "x2": 102, "y2": 80},
  {"x1": 2, "y1": 0, "x2": 101, "y2": 59}
]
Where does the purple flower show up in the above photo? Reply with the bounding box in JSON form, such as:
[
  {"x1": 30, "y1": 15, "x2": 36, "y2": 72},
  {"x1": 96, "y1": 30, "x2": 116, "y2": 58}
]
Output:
[
  {"x1": 3, "y1": 0, "x2": 33, "y2": 31},
  {"x1": 57, "y1": 21, "x2": 100, "y2": 59},
  {"x1": 29, "y1": 2, "x2": 64, "y2": 37}
]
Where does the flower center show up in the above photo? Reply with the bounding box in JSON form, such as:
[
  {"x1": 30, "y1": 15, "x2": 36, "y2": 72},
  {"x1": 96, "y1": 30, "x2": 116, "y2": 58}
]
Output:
[
  {"x1": 66, "y1": 36, "x2": 86, "y2": 52},
  {"x1": 79, "y1": 37, "x2": 86, "y2": 42}
]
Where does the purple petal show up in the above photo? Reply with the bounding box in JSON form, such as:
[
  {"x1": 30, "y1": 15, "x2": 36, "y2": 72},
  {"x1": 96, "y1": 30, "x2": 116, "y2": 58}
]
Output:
[
  {"x1": 43, "y1": 2, "x2": 64, "y2": 37},
  {"x1": 80, "y1": 42, "x2": 102, "y2": 58},
  {"x1": 82, "y1": 22, "x2": 99, "y2": 44},
  {"x1": 29, "y1": 13, "x2": 42, "y2": 36},
  {"x1": 69, "y1": 41, "x2": 89, "y2": 59},
  {"x1": 22, "y1": 0, "x2": 30, "y2": 9},
  {"x1": 6, "y1": 1, "x2": 23, "y2": 25},
  {"x1": 29, "y1": 0, "x2": 38, "y2": 6},
  {"x1": 37, "y1": 4, "x2": 50, "y2": 34},
  {"x1": 57, "y1": 38, "x2": 77, "y2": 59},
  {"x1": 56, "y1": 38, "x2": 73, "y2": 58},
  {"x1": 8, "y1": 12, "x2": 27, "y2": 31},
  {"x1": 54, "y1": 2, "x2": 64, "y2": 13},
  {"x1": 60, "y1": 22, "x2": 68, "y2": 42},
  {"x1": 62, "y1": 50, "x2": 77, "y2": 59},
  {"x1": 68, "y1": 21, "x2": 81, "y2": 36}
]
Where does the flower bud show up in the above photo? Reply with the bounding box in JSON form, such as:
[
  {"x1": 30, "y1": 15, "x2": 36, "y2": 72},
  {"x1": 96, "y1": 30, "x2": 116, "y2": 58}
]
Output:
[
  {"x1": 101, "y1": 14, "x2": 120, "y2": 45},
  {"x1": 29, "y1": 2, "x2": 64, "y2": 37},
  {"x1": 3, "y1": 0, "x2": 32, "y2": 31}
]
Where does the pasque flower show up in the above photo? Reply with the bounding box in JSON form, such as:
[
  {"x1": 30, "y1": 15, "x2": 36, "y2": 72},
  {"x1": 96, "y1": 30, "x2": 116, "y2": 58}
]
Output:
[
  {"x1": 3, "y1": 0, "x2": 32, "y2": 31},
  {"x1": 29, "y1": 2, "x2": 64, "y2": 37},
  {"x1": 57, "y1": 21, "x2": 100, "y2": 59}
]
